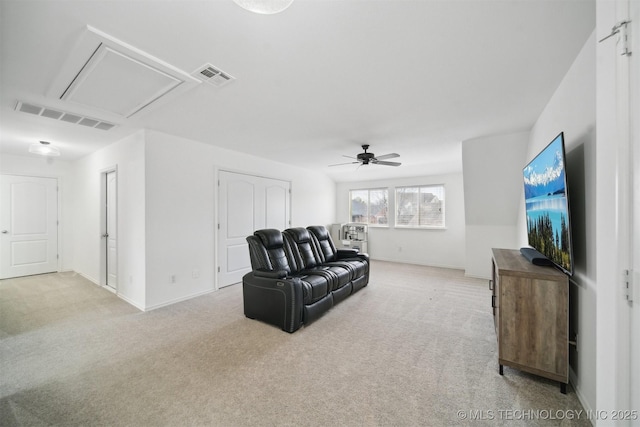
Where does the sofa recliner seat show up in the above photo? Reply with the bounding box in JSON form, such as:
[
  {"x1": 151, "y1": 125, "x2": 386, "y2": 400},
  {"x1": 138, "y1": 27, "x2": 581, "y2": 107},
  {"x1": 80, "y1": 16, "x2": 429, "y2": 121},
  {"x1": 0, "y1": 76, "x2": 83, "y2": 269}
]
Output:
[
  {"x1": 307, "y1": 225, "x2": 368, "y2": 284},
  {"x1": 243, "y1": 225, "x2": 369, "y2": 332},
  {"x1": 283, "y1": 227, "x2": 352, "y2": 291}
]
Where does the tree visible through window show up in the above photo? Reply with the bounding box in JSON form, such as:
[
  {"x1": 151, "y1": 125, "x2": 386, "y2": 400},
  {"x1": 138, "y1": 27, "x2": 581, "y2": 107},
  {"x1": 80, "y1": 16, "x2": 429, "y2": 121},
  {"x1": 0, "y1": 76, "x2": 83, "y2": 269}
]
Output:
[
  {"x1": 350, "y1": 188, "x2": 388, "y2": 225},
  {"x1": 396, "y1": 185, "x2": 445, "y2": 228}
]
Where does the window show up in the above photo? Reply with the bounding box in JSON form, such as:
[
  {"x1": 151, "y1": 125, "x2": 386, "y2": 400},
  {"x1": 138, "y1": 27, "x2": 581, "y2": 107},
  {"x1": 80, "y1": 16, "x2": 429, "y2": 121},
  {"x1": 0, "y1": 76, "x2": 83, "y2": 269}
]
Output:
[
  {"x1": 395, "y1": 185, "x2": 445, "y2": 228},
  {"x1": 350, "y1": 188, "x2": 388, "y2": 225}
]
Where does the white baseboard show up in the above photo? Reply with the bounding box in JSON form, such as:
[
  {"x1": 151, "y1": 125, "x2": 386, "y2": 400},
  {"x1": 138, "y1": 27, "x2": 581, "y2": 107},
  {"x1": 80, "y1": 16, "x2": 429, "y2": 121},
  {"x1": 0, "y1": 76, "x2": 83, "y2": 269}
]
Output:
[
  {"x1": 569, "y1": 367, "x2": 594, "y2": 427},
  {"x1": 74, "y1": 270, "x2": 145, "y2": 311},
  {"x1": 116, "y1": 293, "x2": 145, "y2": 311},
  {"x1": 77, "y1": 271, "x2": 100, "y2": 286},
  {"x1": 143, "y1": 288, "x2": 216, "y2": 311},
  {"x1": 465, "y1": 272, "x2": 491, "y2": 280},
  {"x1": 369, "y1": 256, "x2": 464, "y2": 271},
  {"x1": 54, "y1": 270, "x2": 215, "y2": 312}
]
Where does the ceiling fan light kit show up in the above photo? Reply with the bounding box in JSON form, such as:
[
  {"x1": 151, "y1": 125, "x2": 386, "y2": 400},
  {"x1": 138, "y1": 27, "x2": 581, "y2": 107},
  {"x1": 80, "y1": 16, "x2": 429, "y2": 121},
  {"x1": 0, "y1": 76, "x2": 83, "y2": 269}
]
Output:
[
  {"x1": 330, "y1": 144, "x2": 401, "y2": 168},
  {"x1": 29, "y1": 141, "x2": 61, "y2": 157},
  {"x1": 232, "y1": 0, "x2": 294, "y2": 14}
]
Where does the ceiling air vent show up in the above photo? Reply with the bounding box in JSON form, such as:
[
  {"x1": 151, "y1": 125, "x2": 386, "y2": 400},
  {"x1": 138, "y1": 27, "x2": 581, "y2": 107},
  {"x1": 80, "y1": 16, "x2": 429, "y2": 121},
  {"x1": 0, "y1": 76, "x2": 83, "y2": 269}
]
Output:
[
  {"x1": 15, "y1": 101, "x2": 116, "y2": 131},
  {"x1": 193, "y1": 64, "x2": 235, "y2": 87}
]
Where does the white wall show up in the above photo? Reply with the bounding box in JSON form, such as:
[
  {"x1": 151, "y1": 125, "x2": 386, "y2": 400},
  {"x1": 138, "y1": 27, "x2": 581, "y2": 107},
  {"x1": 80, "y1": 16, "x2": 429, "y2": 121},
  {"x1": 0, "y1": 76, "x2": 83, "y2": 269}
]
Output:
[
  {"x1": 143, "y1": 132, "x2": 216, "y2": 309},
  {"x1": 0, "y1": 154, "x2": 75, "y2": 272},
  {"x1": 2, "y1": 129, "x2": 336, "y2": 311},
  {"x1": 143, "y1": 130, "x2": 336, "y2": 309},
  {"x1": 462, "y1": 131, "x2": 530, "y2": 278},
  {"x1": 71, "y1": 131, "x2": 147, "y2": 308},
  {"x1": 516, "y1": 31, "x2": 597, "y2": 414},
  {"x1": 336, "y1": 173, "x2": 465, "y2": 269}
]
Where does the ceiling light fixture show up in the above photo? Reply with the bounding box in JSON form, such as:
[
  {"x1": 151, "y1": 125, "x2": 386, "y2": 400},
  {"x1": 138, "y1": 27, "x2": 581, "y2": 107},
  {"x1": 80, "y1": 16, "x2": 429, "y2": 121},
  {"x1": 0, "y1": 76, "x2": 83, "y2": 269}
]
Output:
[
  {"x1": 29, "y1": 141, "x2": 61, "y2": 157},
  {"x1": 232, "y1": 0, "x2": 294, "y2": 14}
]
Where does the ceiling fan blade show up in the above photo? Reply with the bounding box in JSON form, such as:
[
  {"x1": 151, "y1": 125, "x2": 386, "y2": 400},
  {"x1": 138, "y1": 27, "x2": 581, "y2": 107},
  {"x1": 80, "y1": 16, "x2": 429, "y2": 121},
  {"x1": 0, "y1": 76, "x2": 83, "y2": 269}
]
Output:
[
  {"x1": 375, "y1": 153, "x2": 400, "y2": 160},
  {"x1": 331, "y1": 145, "x2": 402, "y2": 168},
  {"x1": 372, "y1": 160, "x2": 402, "y2": 167},
  {"x1": 329, "y1": 161, "x2": 360, "y2": 167}
]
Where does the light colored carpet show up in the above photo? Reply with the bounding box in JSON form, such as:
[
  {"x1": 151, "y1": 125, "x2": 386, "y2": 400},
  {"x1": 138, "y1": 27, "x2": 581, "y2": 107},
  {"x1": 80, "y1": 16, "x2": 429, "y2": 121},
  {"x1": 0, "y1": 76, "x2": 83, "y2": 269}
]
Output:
[{"x1": 0, "y1": 261, "x2": 589, "y2": 426}]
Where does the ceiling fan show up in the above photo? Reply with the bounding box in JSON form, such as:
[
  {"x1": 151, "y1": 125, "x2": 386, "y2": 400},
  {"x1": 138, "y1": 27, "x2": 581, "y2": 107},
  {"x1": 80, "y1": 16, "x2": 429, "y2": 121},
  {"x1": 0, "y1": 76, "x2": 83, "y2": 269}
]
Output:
[{"x1": 330, "y1": 144, "x2": 401, "y2": 167}]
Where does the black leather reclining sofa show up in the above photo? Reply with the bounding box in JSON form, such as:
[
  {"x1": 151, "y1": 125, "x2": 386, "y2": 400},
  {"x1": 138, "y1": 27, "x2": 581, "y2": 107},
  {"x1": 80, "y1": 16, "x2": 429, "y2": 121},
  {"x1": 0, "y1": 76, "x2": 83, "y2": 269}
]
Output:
[{"x1": 242, "y1": 225, "x2": 369, "y2": 332}]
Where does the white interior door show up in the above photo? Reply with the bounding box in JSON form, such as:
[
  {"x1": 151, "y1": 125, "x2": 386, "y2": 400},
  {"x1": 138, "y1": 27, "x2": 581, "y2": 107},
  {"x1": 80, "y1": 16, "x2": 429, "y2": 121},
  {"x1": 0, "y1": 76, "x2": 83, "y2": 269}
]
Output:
[
  {"x1": 218, "y1": 171, "x2": 290, "y2": 287},
  {"x1": 105, "y1": 170, "x2": 117, "y2": 290},
  {"x1": 0, "y1": 175, "x2": 58, "y2": 279}
]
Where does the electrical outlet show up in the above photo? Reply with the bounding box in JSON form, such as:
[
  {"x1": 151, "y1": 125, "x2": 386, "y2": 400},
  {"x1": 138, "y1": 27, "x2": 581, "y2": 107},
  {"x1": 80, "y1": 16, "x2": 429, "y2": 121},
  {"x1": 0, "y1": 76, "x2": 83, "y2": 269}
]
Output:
[
  {"x1": 192, "y1": 269, "x2": 200, "y2": 279},
  {"x1": 170, "y1": 275, "x2": 176, "y2": 284}
]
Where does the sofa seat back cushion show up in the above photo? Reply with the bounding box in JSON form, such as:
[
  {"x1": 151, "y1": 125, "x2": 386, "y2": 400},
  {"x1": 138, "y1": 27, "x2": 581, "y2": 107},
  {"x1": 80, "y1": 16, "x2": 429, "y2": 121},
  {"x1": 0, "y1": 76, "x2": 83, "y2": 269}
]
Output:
[
  {"x1": 283, "y1": 228, "x2": 320, "y2": 272},
  {"x1": 307, "y1": 225, "x2": 368, "y2": 279},
  {"x1": 250, "y1": 229, "x2": 292, "y2": 274},
  {"x1": 306, "y1": 225, "x2": 338, "y2": 263}
]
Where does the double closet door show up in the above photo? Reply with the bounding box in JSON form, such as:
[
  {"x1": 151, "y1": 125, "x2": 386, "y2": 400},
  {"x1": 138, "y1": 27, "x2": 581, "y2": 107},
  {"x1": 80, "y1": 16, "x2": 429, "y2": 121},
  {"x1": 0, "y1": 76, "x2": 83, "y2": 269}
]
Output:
[{"x1": 218, "y1": 171, "x2": 290, "y2": 287}]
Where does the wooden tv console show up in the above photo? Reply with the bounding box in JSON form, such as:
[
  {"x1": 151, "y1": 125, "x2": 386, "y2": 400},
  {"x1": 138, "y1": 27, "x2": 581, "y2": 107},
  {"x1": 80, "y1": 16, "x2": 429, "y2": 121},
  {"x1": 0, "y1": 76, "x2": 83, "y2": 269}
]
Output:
[{"x1": 490, "y1": 248, "x2": 569, "y2": 393}]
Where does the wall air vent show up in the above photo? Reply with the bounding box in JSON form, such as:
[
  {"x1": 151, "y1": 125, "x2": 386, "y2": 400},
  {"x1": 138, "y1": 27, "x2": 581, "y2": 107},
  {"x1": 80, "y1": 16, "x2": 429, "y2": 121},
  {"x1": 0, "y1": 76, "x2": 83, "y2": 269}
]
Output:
[
  {"x1": 193, "y1": 64, "x2": 235, "y2": 87},
  {"x1": 15, "y1": 101, "x2": 116, "y2": 131}
]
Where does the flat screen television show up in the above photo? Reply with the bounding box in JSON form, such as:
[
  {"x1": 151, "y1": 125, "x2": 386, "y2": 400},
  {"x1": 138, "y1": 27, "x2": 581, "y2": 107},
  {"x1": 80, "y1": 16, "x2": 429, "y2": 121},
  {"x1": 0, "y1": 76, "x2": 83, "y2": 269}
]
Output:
[{"x1": 523, "y1": 132, "x2": 574, "y2": 276}]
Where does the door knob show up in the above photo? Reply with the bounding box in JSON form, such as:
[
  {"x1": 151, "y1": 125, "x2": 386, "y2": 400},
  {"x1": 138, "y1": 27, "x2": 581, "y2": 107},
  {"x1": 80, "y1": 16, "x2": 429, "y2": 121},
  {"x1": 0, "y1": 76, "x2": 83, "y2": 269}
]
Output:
[
  {"x1": 102, "y1": 233, "x2": 109, "y2": 238},
  {"x1": 1, "y1": 230, "x2": 8, "y2": 234}
]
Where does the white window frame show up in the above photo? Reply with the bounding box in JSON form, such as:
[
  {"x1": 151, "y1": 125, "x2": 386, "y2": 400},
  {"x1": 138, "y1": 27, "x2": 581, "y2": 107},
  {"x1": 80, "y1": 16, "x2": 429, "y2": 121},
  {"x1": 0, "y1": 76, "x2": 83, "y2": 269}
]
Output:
[
  {"x1": 349, "y1": 188, "x2": 389, "y2": 227},
  {"x1": 395, "y1": 184, "x2": 445, "y2": 229}
]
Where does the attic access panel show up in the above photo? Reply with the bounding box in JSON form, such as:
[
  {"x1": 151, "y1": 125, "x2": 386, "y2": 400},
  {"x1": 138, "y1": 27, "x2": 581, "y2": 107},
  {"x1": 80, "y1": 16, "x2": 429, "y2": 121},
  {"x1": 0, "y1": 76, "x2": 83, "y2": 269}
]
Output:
[
  {"x1": 48, "y1": 25, "x2": 200, "y2": 120},
  {"x1": 62, "y1": 45, "x2": 183, "y2": 118}
]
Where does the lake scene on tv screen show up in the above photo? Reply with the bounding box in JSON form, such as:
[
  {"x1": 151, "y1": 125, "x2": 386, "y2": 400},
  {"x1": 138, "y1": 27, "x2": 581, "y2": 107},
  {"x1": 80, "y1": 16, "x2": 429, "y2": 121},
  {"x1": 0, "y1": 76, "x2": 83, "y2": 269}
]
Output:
[{"x1": 523, "y1": 134, "x2": 572, "y2": 273}]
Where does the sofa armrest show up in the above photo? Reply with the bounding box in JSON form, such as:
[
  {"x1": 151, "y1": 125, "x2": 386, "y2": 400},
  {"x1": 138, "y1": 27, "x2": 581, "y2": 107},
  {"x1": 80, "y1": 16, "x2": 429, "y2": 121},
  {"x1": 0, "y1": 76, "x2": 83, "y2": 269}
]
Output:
[
  {"x1": 242, "y1": 272, "x2": 304, "y2": 333},
  {"x1": 337, "y1": 249, "x2": 369, "y2": 262},
  {"x1": 253, "y1": 269, "x2": 288, "y2": 279},
  {"x1": 337, "y1": 248, "x2": 359, "y2": 258}
]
